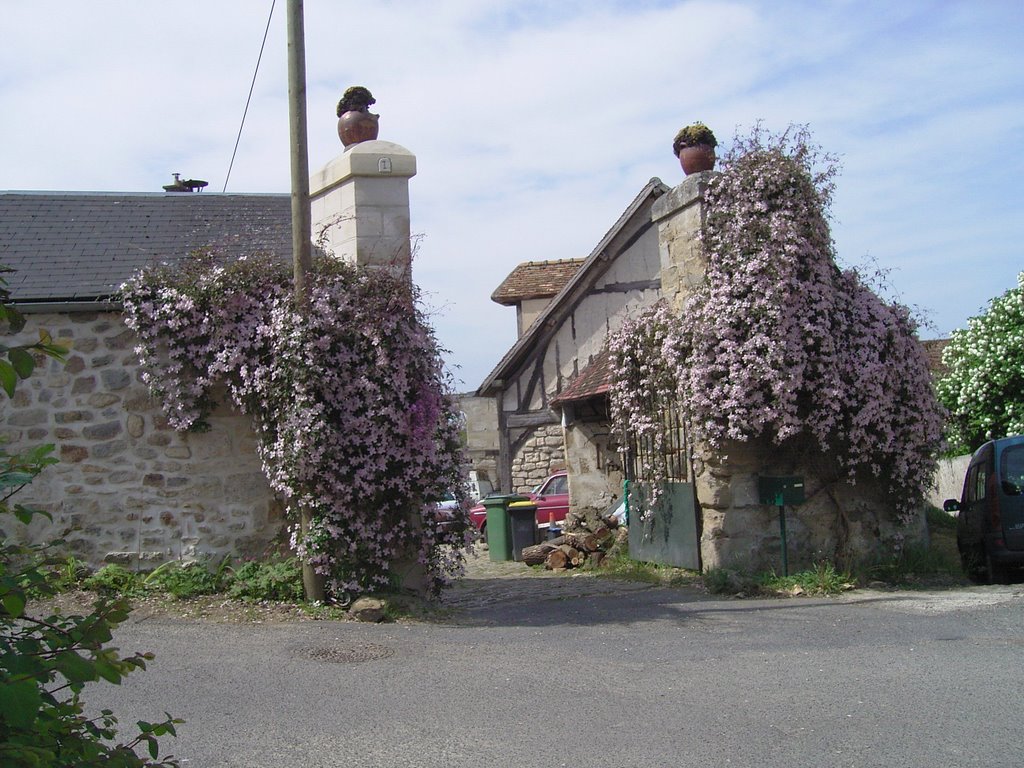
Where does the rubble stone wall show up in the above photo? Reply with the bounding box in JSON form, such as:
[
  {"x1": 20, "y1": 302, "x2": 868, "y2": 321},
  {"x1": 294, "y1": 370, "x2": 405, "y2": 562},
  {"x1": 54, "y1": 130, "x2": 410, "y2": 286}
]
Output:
[
  {"x1": 693, "y1": 437, "x2": 927, "y2": 572},
  {"x1": 511, "y1": 424, "x2": 564, "y2": 493},
  {"x1": 0, "y1": 311, "x2": 284, "y2": 569}
]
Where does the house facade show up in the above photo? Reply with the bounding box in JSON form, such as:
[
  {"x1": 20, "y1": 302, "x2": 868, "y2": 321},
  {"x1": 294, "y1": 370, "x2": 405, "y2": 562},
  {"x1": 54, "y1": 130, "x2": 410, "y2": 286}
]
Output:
[{"x1": 476, "y1": 178, "x2": 669, "y2": 505}]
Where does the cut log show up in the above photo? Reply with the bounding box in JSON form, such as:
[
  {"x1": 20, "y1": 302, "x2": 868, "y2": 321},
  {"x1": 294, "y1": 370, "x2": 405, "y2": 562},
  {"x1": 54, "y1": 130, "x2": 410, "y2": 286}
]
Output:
[
  {"x1": 563, "y1": 531, "x2": 600, "y2": 552},
  {"x1": 521, "y1": 542, "x2": 556, "y2": 566},
  {"x1": 592, "y1": 527, "x2": 612, "y2": 545},
  {"x1": 555, "y1": 544, "x2": 583, "y2": 567},
  {"x1": 546, "y1": 548, "x2": 569, "y2": 570}
]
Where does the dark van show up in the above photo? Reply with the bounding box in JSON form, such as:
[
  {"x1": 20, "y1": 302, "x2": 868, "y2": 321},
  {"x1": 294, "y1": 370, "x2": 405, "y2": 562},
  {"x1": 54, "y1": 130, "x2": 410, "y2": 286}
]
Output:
[{"x1": 945, "y1": 435, "x2": 1024, "y2": 583}]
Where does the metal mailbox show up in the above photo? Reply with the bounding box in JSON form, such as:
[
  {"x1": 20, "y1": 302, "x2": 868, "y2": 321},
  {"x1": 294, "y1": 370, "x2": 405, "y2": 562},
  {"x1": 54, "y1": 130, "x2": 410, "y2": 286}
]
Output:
[{"x1": 757, "y1": 476, "x2": 806, "y2": 507}]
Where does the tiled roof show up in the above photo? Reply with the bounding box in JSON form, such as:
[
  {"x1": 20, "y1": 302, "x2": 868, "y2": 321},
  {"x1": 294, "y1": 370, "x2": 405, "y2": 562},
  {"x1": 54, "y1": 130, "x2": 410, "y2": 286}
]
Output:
[
  {"x1": 490, "y1": 259, "x2": 586, "y2": 306},
  {"x1": 550, "y1": 348, "x2": 613, "y2": 406},
  {"x1": 0, "y1": 191, "x2": 292, "y2": 303}
]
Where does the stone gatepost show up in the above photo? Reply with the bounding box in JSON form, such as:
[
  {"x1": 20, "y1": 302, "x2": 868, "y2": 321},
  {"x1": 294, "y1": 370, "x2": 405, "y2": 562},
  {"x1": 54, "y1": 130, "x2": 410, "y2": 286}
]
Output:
[
  {"x1": 309, "y1": 140, "x2": 417, "y2": 279},
  {"x1": 308, "y1": 134, "x2": 429, "y2": 595},
  {"x1": 651, "y1": 171, "x2": 713, "y2": 314},
  {"x1": 651, "y1": 171, "x2": 920, "y2": 572}
]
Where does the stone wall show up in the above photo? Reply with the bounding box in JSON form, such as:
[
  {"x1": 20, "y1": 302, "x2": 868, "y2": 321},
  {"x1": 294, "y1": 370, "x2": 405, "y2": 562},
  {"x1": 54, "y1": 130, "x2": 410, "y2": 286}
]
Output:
[
  {"x1": 929, "y1": 454, "x2": 971, "y2": 510},
  {"x1": 0, "y1": 311, "x2": 284, "y2": 569},
  {"x1": 511, "y1": 424, "x2": 564, "y2": 493},
  {"x1": 455, "y1": 393, "x2": 499, "y2": 493},
  {"x1": 563, "y1": 413, "x2": 623, "y2": 513},
  {"x1": 693, "y1": 438, "x2": 927, "y2": 572}
]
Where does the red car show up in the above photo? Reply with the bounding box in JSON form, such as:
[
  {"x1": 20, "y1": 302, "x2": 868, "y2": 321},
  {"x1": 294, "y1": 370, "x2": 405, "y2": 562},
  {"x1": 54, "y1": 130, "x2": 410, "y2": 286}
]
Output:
[{"x1": 468, "y1": 470, "x2": 570, "y2": 540}]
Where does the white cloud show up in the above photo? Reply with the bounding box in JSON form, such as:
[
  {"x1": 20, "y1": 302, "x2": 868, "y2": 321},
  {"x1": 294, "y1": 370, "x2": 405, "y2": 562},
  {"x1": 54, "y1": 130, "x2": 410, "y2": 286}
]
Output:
[{"x1": 2, "y1": 0, "x2": 1022, "y2": 386}]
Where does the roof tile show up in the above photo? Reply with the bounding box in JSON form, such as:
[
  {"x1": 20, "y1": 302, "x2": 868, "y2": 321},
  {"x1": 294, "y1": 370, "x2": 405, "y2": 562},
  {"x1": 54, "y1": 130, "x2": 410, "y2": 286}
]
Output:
[{"x1": 490, "y1": 259, "x2": 586, "y2": 305}]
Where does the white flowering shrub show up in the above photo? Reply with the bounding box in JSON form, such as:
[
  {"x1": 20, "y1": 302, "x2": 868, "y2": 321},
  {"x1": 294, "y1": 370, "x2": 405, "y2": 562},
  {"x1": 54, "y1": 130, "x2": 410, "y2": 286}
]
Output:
[
  {"x1": 611, "y1": 125, "x2": 944, "y2": 517},
  {"x1": 937, "y1": 272, "x2": 1024, "y2": 455},
  {"x1": 122, "y1": 252, "x2": 470, "y2": 599}
]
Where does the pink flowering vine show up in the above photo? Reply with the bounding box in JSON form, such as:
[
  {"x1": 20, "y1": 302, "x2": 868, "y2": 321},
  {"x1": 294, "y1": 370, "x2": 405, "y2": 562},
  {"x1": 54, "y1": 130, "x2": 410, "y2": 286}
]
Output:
[
  {"x1": 611, "y1": 125, "x2": 944, "y2": 518},
  {"x1": 122, "y1": 251, "x2": 470, "y2": 598}
]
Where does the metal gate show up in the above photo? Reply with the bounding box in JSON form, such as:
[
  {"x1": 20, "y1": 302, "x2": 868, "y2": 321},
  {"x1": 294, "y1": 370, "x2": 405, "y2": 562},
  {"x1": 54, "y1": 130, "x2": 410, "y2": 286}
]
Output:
[{"x1": 624, "y1": 402, "x2": 701, "y2": 570}]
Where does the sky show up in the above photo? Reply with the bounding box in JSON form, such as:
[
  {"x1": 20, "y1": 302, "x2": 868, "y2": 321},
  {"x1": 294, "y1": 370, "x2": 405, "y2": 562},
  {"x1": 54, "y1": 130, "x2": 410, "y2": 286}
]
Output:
[{"x1": 2, "y1": 0, "x2": 1022, "y2": 391}]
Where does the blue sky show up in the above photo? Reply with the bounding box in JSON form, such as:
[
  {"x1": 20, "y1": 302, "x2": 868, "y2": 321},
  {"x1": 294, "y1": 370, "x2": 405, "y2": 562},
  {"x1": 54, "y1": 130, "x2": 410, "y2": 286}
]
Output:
[{"x1": 2, "y1": 0, "x2": 1021, "y2": 389}]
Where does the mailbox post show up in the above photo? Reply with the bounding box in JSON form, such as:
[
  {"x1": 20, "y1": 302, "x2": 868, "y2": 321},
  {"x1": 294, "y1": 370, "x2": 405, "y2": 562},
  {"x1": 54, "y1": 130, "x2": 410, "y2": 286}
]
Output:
[{"x1": 757, "y1": 476, "x2": 805, "y2": 576}]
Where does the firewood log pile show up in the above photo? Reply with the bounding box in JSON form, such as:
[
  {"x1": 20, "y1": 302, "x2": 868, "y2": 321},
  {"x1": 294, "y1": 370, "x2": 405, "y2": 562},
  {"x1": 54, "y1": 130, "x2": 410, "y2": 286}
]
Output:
[{"x1": 520, "y1": 506, "x2": 627, "y2": 570}]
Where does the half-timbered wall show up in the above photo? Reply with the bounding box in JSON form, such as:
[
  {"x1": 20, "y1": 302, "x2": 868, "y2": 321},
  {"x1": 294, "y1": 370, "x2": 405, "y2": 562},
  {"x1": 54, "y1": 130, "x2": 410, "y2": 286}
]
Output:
[{"x1": 497, "y1": 224, "x2": 663, "y2": 492}]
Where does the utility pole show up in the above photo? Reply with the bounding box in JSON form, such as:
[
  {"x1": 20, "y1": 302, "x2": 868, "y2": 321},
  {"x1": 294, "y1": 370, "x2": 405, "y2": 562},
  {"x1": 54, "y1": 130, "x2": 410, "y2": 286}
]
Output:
[{"x1": 286, "y1": 0, "x2": 325, "y2": 602}]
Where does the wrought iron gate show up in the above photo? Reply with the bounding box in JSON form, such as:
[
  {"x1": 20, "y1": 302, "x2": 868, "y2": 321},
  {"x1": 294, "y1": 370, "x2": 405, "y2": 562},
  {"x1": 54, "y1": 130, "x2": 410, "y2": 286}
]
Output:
[{"x1": 624, "y1": 402, "x2": 701, "y2": 570}]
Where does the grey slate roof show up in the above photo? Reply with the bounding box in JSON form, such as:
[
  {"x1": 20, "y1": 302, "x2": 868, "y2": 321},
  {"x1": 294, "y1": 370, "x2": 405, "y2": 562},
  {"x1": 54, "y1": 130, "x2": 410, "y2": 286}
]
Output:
[{"x1": 0, "y1": 191, "x2": 292, "y2": 304}]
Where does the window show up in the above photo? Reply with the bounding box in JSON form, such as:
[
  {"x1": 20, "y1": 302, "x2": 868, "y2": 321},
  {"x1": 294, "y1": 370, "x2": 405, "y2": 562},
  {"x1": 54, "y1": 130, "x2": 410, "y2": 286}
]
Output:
[
  {"x1": 1001, "y1": 445, "x2": 1024, "y2": 490},
  {"x1": 543, "y1": 475, "x2": 568, "y2": 496}
]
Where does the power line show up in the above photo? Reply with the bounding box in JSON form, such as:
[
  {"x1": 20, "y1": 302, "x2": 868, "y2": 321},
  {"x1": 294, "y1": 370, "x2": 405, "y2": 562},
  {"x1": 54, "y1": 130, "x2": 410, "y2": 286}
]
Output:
[{"x1": 223, "y1": 0, "x2": 277, "y2": 193}]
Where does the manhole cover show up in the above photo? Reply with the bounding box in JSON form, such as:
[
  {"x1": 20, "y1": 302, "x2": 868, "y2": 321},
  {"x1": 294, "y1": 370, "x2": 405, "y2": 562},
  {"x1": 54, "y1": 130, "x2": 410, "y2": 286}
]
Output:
[{"x1": 296, "y1": 643, "x2": 395, "y2": 663}]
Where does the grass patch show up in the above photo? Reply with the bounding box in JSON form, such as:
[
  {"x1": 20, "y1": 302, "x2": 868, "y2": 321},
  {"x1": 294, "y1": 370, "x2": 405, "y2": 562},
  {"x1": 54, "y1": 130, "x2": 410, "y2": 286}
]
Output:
[
  {"x1": 78, "y1": 556, "x2": 308, "y2": 603},
  {"x1": 704, "y1": 562, "x2": 854, "y2": 597},
  {"x1": 757, "y1": 561, "x2": 855, "y2": 596},
  {"x1": 593, "y1": 546, "x2": 701, "y2": 588}
]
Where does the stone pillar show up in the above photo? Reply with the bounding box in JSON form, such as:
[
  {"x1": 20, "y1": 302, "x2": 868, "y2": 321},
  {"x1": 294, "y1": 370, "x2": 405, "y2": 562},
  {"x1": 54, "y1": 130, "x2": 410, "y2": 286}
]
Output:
[
  {"x1": 650, "y1": 172, "x2": 923, "y2": 572},
  {"x1": 650, "y1": 171, "x2": 712, "y2": 313},
  {"x1": 309, "y1": 140, "x2": 417, "y2": 279}
]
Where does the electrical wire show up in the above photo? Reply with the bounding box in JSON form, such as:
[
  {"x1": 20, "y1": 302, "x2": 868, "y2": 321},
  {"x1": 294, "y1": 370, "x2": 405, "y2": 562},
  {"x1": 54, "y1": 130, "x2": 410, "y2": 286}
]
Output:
[{"x1": 223, "y1": 0, "x2": 277, "y2": 193}]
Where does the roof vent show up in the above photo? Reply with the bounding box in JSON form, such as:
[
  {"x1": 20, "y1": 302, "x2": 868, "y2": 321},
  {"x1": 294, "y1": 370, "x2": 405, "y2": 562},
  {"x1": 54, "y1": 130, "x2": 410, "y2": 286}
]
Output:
[{"x1": 162, "y1": 173, "x2": 209, "y2": 193}]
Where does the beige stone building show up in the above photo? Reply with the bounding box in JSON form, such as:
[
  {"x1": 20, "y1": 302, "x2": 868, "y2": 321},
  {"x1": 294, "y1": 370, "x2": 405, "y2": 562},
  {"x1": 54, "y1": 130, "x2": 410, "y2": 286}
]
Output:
[{"x1": 478, "y1": 170, "x2": 940, "y2": 572}]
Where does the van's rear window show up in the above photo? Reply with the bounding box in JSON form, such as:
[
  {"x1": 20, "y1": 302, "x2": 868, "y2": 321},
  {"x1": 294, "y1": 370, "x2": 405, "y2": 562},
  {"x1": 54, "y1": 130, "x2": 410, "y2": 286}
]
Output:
[{"x1": 1002, "y1": 445, "x2": 1024, "y2": 488}]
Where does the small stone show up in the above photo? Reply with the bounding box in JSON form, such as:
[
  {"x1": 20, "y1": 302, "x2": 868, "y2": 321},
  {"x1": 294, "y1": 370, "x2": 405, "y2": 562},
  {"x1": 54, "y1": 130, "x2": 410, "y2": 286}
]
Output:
[
  {"x1": 60, "y1": 445, "x2": 89, "y2": 463},
  {"x1": 72, "y1": 376, "x2": 97, "y2": 395},
  {"x1": 8, "y1": 409, "x2": 48, "y2": 426},
  {"x1": 92, "y1": 440, "x2": 128, "y2": 459},
  {"x1": 74, "y1": 337, "x2": 98, "y2": 352},
  {"x1": 83, "y1": 421, "x2": 122, "y2": 440},
  {"x1": 127, "y1": 414, "x2": 145, "y2": 438},
  {"x1": 105, "y1": 329, "x2": 135, "y2": 350},
  {"x1": 101, "y1": 369, "x2": 131, "y2": 391},
  {"x1": 349, "y1": 597, "x2": 387, "y2": 623}
]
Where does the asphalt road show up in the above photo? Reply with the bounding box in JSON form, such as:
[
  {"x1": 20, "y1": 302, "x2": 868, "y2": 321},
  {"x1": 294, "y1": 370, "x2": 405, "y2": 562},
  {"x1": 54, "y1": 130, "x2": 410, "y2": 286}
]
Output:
[{"x1": 87, "y1": 578, "x2": 1024, "y2": 768}]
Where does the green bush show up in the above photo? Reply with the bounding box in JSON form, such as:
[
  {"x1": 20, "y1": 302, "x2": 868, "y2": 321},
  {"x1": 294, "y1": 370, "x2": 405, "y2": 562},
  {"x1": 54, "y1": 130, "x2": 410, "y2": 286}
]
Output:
[
  {"x1": 227, "y1": 558, "x2": 304, "y2": 602},
  {"x1": 0, "y1": 269, "x2": 179, "y2": 765},
  {"x1": 936, "y1": 272, "x2": 1024, "y2": 455},
  {"x1": 84, "y1": 564, "x2": 146, "y2": 597},
  {"x1": 144, "y1": 561, "x2": 224, "y2": 600},
  {"x1": 0, "y1": 450, "x2": 179, "y2": 767}
]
